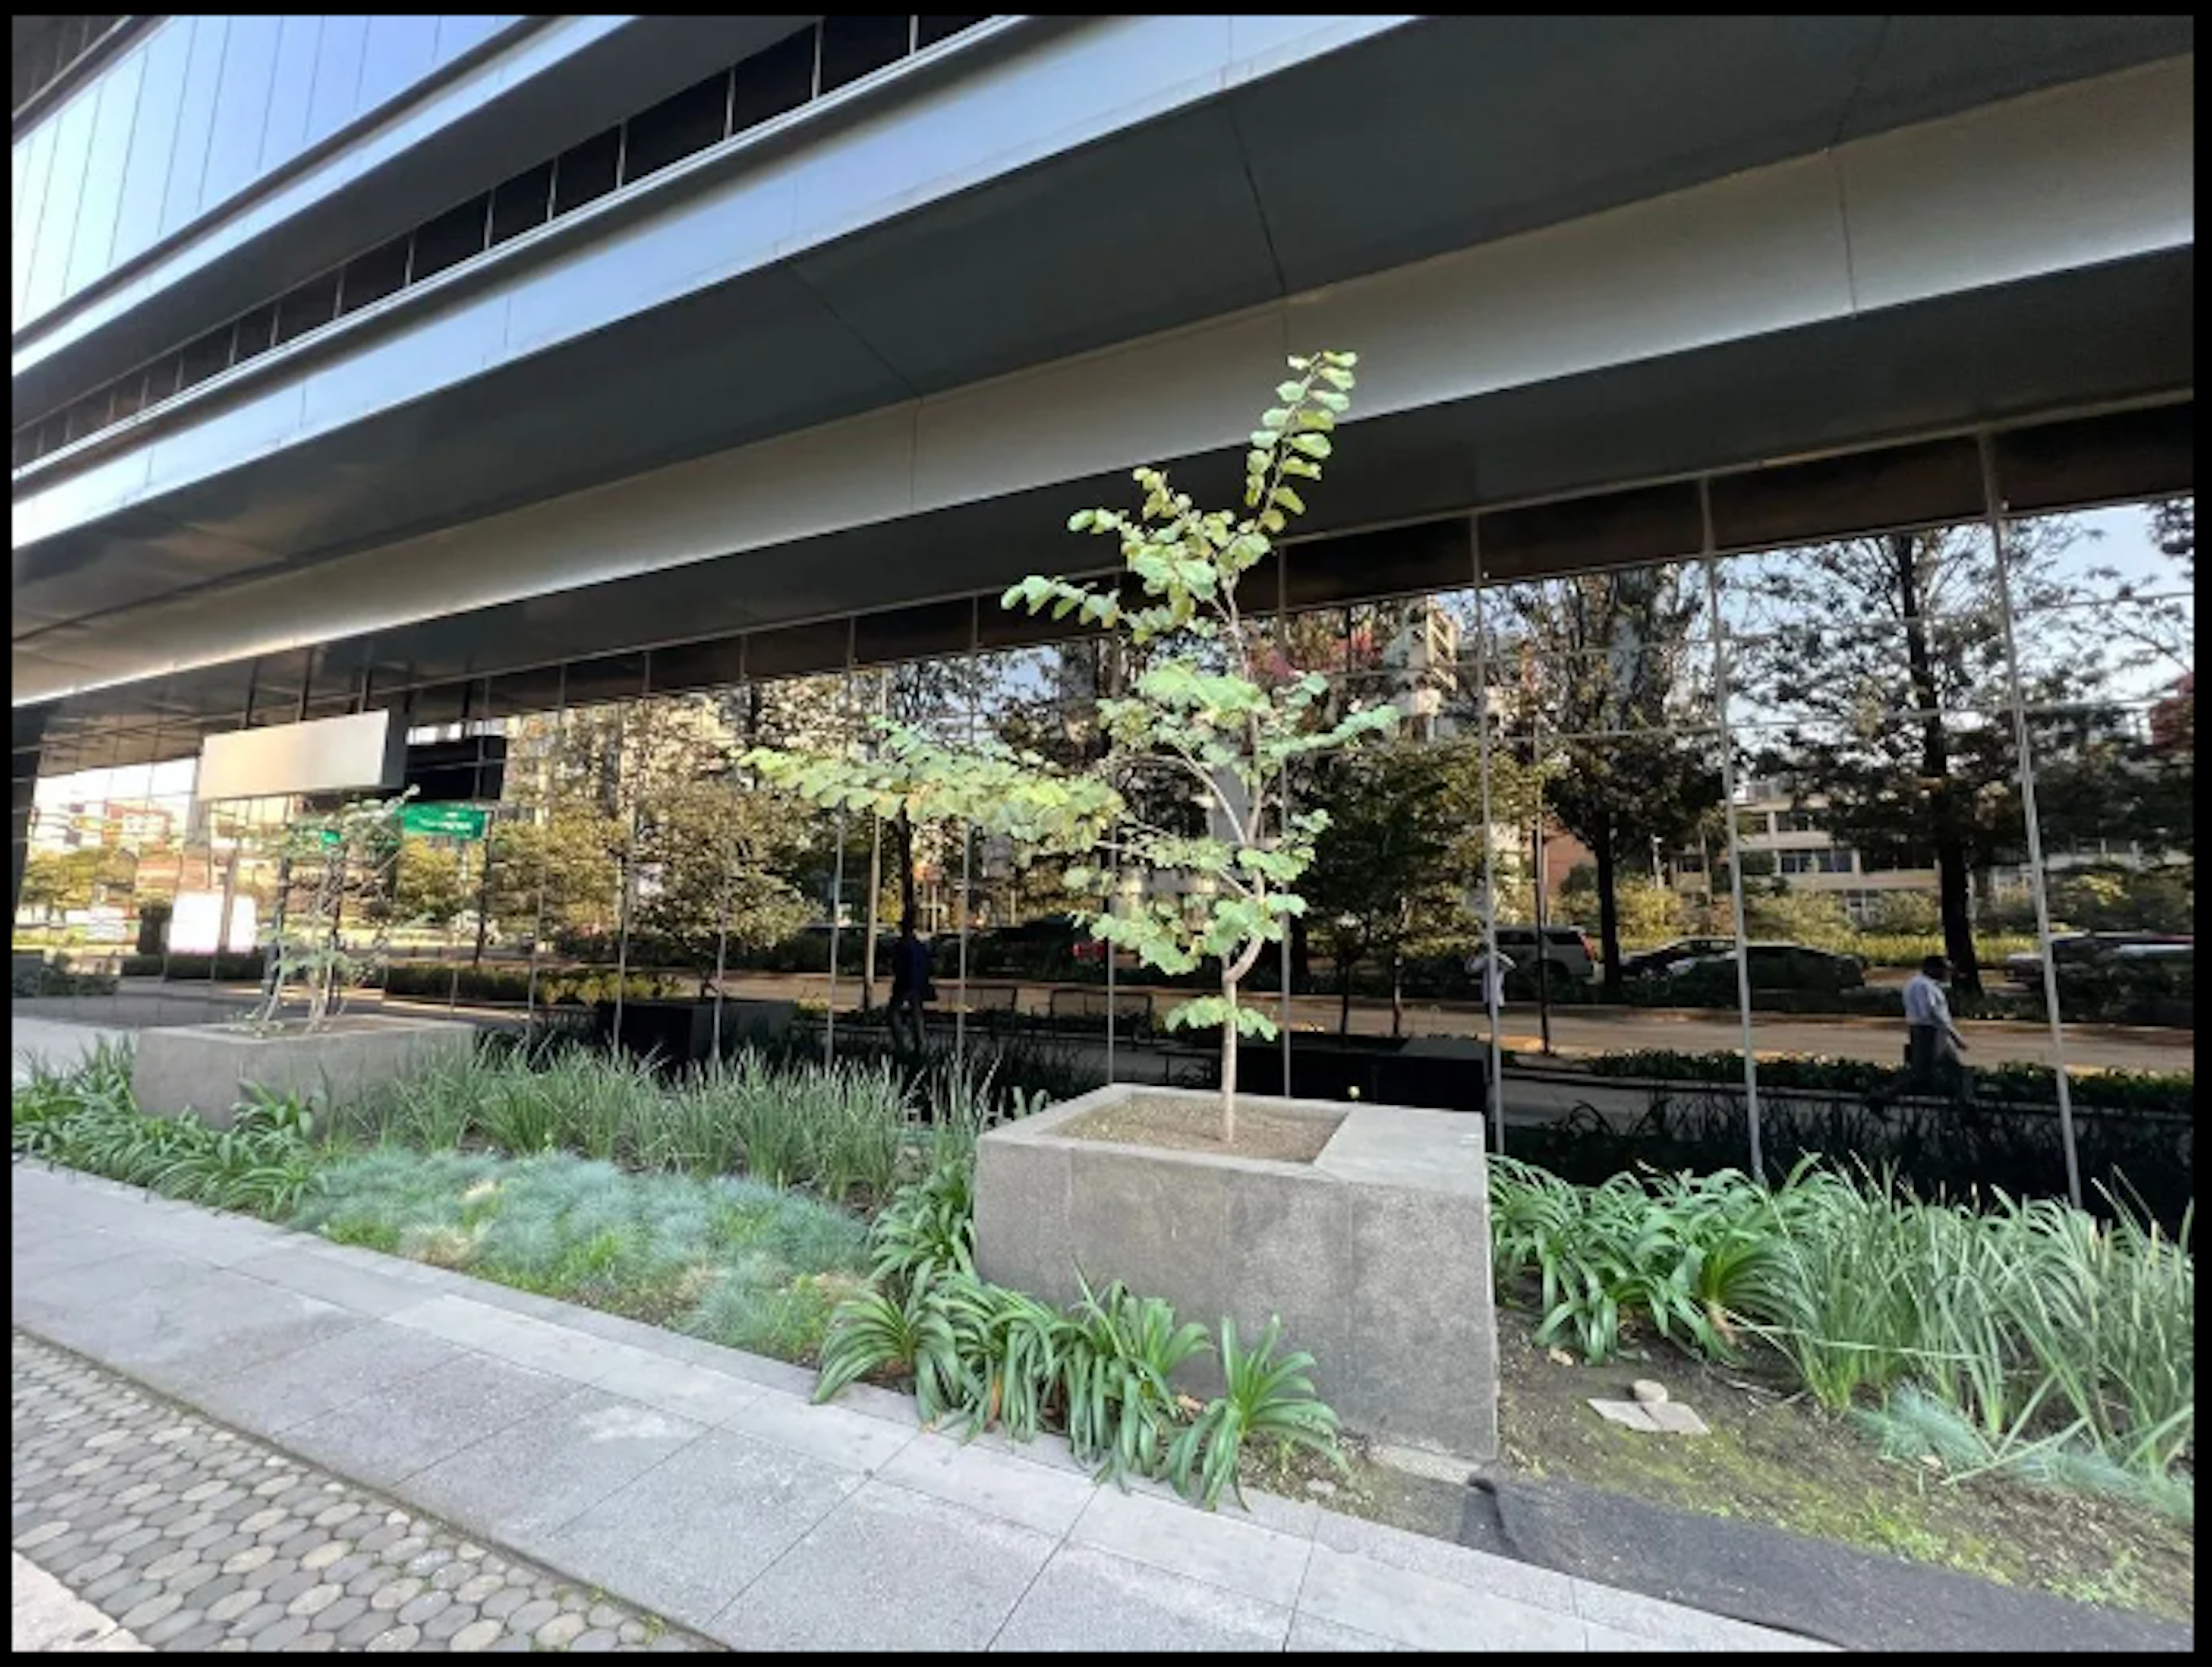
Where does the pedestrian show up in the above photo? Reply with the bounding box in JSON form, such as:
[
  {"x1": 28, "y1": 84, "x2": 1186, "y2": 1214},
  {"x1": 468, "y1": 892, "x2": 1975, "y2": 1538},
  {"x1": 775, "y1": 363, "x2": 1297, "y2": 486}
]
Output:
[
  {"x1": 888, "y1": 912, "x2": 934, "y2": 1056},
  {"x1": 1877, "y1": 953, "x2": 1971, "y2": 1107},
  {"x1": 1466, "y1": 942, "x2": 1516, "y2": 1010}
]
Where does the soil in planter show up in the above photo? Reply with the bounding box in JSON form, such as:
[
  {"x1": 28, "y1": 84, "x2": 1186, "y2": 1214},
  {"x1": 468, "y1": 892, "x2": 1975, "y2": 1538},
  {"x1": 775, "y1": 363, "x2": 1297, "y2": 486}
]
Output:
[{"x1": 1059, "y1": 1094, "x2": 1343, "y2": 1164}]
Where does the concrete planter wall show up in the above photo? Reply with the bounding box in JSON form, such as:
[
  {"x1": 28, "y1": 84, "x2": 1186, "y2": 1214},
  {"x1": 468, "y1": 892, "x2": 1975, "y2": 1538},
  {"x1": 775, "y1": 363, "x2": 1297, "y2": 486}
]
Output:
[
  {"x1": 975, "y1": 1084, "x2": 1498, "y2": 1464},
  {"x1": 131, "y1": 1017, "x2": 476, "y2": 1126}
]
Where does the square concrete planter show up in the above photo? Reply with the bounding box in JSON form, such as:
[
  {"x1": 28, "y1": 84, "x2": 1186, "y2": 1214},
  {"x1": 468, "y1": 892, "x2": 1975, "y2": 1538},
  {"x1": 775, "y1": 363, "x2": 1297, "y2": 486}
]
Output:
[
  {"x1": 975, "y1": 1084, "x2": 1498, "y2": 1464},
  {"x1": 131, "y1": 1016, "x2": 477, "y2": 1126}
]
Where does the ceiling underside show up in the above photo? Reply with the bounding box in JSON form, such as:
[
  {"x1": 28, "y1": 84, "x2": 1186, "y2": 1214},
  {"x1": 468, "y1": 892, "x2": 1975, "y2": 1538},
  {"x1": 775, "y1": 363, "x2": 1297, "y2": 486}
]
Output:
[{"x1": 13, "y1": 14, "x2": 2195, "y2": 669}]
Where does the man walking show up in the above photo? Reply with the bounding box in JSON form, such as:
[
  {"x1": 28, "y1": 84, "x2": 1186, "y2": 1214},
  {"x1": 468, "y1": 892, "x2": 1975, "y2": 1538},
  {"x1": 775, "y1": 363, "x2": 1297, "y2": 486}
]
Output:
[
  {"x1": 1878, "y1": 953, "x2": 1971, "y2": 1107},
  {"x1": 887, "y1": 912, "x2": 934, "y2": 1056}
]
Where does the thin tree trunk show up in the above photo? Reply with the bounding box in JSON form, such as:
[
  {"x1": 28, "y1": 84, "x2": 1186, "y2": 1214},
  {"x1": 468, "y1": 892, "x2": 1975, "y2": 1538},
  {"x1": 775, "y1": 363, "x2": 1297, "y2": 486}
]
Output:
[
  {"x1": 1339, "y1": 954, "x2": 1354, "y2": 1036},
  {"x1": 1896, "y1": 535, "x2": 1983, "y2": 994},
  {"x1": 1389, "y1": 949, "x2": 1405, "y2": 1039},
  {"x1": 1220, "y1": 978, "x2": 1238, "y2": 1145}
]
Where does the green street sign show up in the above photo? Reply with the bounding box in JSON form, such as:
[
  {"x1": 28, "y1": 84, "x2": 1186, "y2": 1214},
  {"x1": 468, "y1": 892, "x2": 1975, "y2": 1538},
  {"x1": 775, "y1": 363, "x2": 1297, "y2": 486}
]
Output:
[{"x1": 401, "y1": 804, "x2": 491, "y2": 840}]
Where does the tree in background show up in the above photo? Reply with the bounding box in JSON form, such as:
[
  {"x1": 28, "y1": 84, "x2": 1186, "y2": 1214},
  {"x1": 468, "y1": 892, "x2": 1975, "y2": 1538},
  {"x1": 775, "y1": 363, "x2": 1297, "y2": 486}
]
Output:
[
  {"x1": 1495, "y1": 564, "x2": 1721, "y2": 998},
  {"x1": 1304, "y1": 742, "x2": 1543, "y2": 1034},
  {"x1": 1555, "y1": 863, "x2": 1683, "y2": 948},
  {"x1": 633, "y1": 776, "x2": 812, "y2": 991}
]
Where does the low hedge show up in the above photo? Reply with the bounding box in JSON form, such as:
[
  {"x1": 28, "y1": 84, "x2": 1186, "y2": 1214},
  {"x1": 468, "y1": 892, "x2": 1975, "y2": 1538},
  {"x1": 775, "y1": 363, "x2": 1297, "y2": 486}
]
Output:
[{"x1": 1578, "y1": 1047, "x2": 2191, "y2": 1116}]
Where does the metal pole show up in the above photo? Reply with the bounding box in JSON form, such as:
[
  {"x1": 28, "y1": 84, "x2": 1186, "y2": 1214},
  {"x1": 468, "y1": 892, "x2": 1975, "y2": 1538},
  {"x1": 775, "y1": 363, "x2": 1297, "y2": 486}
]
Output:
[
  {"x1": 956, "y1": 649, "x2": 975, "y2": 1067},
  {"x1": 1530, "y1": 707, "x2": 1553, "y2": 1055},
  {"x1": 825, "y1": 669, "x2": 850, "y2": 1068},
  {"x1": 524, "y1": 664, "x2": 566, "y2": 1026},
  {"x1": 1976, "y1": 436, "x2": 2084, "y2": 1209},
  {"x1": 1699, "y1": 480, "x2": 1764, "y2": 1180},
  {"x1": 610, "y1": 701, "x2": 633, "y2": 1054},
  {"x1": 1473, "y1": 520, "x2": 1506, "y2": 1151}
]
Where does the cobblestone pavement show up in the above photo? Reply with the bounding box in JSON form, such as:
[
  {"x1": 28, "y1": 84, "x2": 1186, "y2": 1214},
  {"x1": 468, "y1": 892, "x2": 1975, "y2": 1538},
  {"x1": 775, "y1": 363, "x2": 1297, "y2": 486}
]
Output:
[{"x1": 11, "y1": 1332, "x2": 713, "y2": 1653}]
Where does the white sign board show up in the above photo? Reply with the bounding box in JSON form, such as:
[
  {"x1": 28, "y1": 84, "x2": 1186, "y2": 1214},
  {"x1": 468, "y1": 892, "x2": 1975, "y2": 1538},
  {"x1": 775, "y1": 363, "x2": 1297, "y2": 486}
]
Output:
[
  {"x1": 169, "y1": 892, "x2": 258, "y2": 956},
  {"x1": 198, "y1": 710, "x2": 403, "y2": 804}
]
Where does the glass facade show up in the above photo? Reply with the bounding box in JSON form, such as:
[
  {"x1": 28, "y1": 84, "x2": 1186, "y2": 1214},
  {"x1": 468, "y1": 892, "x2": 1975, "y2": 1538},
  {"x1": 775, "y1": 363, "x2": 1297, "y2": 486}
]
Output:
[{"x1": 19, "y1": 487, "x2": 2191, "y2": 1218}]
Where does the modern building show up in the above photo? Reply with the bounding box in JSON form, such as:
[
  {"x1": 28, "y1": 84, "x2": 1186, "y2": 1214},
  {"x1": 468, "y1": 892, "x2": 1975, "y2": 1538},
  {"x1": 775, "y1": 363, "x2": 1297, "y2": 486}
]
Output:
[{"x1": 11, "y1": 15, "x2": 2195, "y2": 938}]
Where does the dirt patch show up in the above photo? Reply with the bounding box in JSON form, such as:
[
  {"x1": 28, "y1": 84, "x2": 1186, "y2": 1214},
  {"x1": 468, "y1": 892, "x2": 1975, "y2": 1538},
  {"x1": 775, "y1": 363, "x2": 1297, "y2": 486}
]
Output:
[
  {"x1": 1060, "y1": 1093, "x2": 1343, "y2": 1164},
  {"x1": 1492, "y1": 1303, "x2": 2195, "y2": 1623}
]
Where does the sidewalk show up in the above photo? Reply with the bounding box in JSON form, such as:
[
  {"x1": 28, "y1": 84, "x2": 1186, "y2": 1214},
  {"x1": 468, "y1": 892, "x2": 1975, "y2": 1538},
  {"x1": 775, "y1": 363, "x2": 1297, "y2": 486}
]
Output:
[{"x1": 12, "y1": 1161, "x2": 1825, "y2": 1652}]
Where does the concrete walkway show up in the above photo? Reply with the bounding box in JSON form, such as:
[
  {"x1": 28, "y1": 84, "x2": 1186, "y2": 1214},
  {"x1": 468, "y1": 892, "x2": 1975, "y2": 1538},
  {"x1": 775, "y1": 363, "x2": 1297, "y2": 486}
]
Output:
[{"x1": 11, "y1": 1162, "x2": 1825, "y2": 1652}]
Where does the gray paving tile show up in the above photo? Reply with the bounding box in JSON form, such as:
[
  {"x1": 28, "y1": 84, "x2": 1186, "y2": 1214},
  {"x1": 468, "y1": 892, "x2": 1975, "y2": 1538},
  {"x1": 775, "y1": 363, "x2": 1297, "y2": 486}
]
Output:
[
  {"x1": 1285, "y1": 1612, "x2": 1419, "y2": 1651},
  {"x1": 1570, "y1": 1578, "x2": 1833, "y2": 1651},
  {"x1": 384, "y1": 1294, "x2": 635, "y2": 1386},
  {"x1": 226, "y1": 1249, "x2": 435, "y2": 1319},
  {"x1": 828, "y1": 1382, "x2": 923, "y2": 1428},
  {"x1": 535, "y1": 1429, "x2": 859, "y2": 1632},
  {"x1": 8, "y1": 1227, "x2": 140, "y2": 1286},
  {"x1": 1299, "y1": 1544, "x2": 1588, "y2": 1652},
  {"x1": 574, "y1": 1348, "x2": 766, "y2": 1427},
  {"x1": 1067, "y1": 1483, "x2": 1311, "y2": 1609},
  {"x1": 653, "y1": 1334, "x2": 818, "y2": 1397},
  {"x1": 172, "y1": 1327, "x2": 466, "y2": 1438},
  {"x1": 1580, "y1": 1620, "x2": 1681, "y2": 1650},
  {"x1": 278, "y1": 1354, "x2": 569, "y2": 1490},
  {"x1": 993, "y1": 1543, "x2": 1293, "y2": 1652},
  {"x1": 876, "y1": 1430, "x2": 1097, "y2": 1537},
  {"x1": 713, "y1": 1479, "x2": 1054, "y2": 1651},
  {"x1": 715, "y1": 1383, "x2": 916, "y2": 1472},
  {"x1": 399, "y1": 1386, "x2": 707, "y2": 1543},
  {"x1": 1312, "y1": 1505, "x2": 1576, "y2": 1613}
]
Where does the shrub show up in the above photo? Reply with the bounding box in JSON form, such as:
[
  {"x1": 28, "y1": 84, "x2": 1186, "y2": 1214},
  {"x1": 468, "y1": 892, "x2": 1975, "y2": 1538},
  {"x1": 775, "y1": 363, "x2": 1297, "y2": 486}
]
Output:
[
  {"x1": 812, "y1": 1151, "x2": 1344, "y2": 1507},
  {"x1": 291, "y1": 1149, "x2": 870, "y2": 1357},
  {"x1": 1488, "y1": 1155, "x2": 2195, "y2": 1486},
  {"x1": 13, "y1": 1047, "x2": 323, "y2": 1217}
]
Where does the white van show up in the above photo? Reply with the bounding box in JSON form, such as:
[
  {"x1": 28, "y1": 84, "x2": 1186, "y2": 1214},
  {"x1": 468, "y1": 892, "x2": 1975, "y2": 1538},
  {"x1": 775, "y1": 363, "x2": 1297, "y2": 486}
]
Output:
[{"x1": 1490, "y1": 925, "x2": 1597, "y2": 983}]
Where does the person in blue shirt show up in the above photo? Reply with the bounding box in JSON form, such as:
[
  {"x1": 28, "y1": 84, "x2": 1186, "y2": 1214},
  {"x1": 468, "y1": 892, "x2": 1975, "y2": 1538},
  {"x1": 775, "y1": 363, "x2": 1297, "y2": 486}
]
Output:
[{"x1": 888, "y1": 912, "x2": 934, "y2": 1056}]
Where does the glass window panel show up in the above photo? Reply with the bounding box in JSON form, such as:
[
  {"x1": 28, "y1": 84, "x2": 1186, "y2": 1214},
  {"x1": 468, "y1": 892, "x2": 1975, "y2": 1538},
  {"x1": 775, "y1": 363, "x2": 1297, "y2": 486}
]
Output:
[
  {"x1": 304, "y1": 14, "x2": 369, "y2": 146},
  {"x1": 731, "y1": 26, "x2": 817, "y2": 134},
  {"x1": 409, "y1": 192, "x2": 488, "y2": 281},
  {"x1": 337, "y1": 234, "x2": 410, "y2": 314},
  {"x1": 230, "y1": 301, "x2": 277, "y2": 363},
  {"x1": 819, "y1": 16, "x2": 910, "y2": 94},
  {"x1": 550, "y1": 127, "x2": 619, "y2": 215},
  {"x1": 620, "y1": 70, "x2": 729, "y2": 184},
  {"x1": 356, "y1": 16, "x2": 439, "y2": 114},
  {"x1": 199, "y1": 14, "x2": 282, "y2": 213},
  {"x1": 26, "y1": 82, "x2": 97, "y2": 316},
  {"x1": 159, "y1": 14, "x2": 230, "y2": 238},
  {"x1": 110, "y1": 22, "x2": 190, "y2": 270},
  {"x1": 488, "y1": 160, "x2": 552, "y2": 245},
  {"x1": 175, "y1": 325, "x2": 233, "y2": 392},
  {"x1": 258, "y1": 14, "x2": 323, "y2": 175},
  {"x1": 13, "y1": 118, "x2": 58, "y2": 324},
  {"x1": 63, "y1": 49, "x2": 142, "y2": 294},
  {"x1": 274, "y1": 270, "x2": 339, "y2": 346},
  {"x1": 917, "y1": 17, "x2": 988, "y2": 50}
]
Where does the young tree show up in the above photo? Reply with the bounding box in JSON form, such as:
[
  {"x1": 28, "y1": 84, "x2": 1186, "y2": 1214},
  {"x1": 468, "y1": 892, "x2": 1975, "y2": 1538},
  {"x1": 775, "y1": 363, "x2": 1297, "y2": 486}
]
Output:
[
  {"x1": 632, "y1": 775, "x2": 812, "y2": 991},
  {"x1": 746, "y1": 351, "x2": 1399, "y2": 1141}
]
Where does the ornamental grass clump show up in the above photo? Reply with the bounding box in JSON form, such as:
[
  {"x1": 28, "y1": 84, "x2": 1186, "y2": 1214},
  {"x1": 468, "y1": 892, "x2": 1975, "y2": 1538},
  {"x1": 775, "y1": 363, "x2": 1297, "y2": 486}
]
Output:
[{"x1": 1488, "y1": 1154, "x2": 2194, "y2": 1491}]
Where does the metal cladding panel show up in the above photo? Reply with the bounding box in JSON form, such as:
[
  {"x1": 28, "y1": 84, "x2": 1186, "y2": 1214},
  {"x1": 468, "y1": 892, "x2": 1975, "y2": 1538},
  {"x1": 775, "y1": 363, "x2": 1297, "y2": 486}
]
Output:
[{"x1": 195, "y1": 707, "x2": 404, "y2": 801}]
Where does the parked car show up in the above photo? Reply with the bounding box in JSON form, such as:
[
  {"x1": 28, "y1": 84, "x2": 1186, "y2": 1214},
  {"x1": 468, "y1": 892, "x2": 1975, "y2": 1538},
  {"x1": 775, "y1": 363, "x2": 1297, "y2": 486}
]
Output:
[
  {"x1": 2003, "y1": 931, "x2": 2192, "y2": 984},
  {"x1": 1669, "y1": 942, "x2": 1866, "y2": 991},
  {"x1": 1490, "y1": 925, "x2": 1597, "y2": 983},
  {"x1": 1621, "y1": 936, "x2": 1736, "y2": 980}
]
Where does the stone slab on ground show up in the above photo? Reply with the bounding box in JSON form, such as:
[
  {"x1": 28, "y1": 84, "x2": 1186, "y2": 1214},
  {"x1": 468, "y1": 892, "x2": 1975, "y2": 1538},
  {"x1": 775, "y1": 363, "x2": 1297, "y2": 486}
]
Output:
[
  {"x1": 13, "y1": 1159, "x2": 1821, "y2": 1653},
  {"x1": 12, "y1": 1552, "x2": 149, "y2": 1653},
  {"x1": 1473, "y1": 1469, "x2": 2194, "y2": 1654}
]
